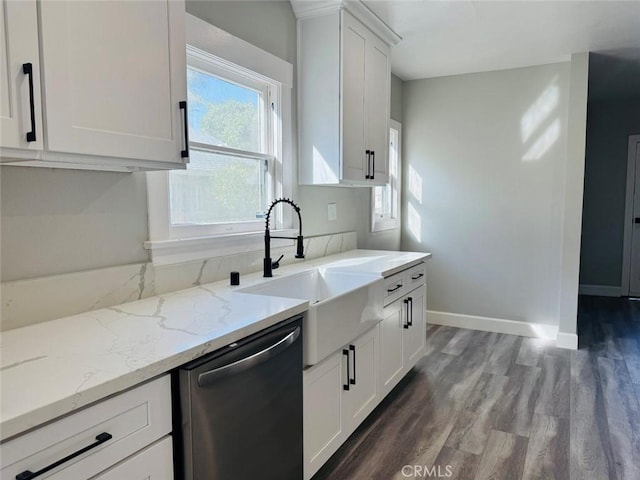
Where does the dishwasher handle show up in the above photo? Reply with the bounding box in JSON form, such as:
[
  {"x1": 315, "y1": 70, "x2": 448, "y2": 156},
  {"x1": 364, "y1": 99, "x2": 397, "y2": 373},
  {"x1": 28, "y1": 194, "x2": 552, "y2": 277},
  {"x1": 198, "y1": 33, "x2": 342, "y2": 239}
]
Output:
[{"x1": 198, "y1": 326, "x2": 300, "y2": 386}]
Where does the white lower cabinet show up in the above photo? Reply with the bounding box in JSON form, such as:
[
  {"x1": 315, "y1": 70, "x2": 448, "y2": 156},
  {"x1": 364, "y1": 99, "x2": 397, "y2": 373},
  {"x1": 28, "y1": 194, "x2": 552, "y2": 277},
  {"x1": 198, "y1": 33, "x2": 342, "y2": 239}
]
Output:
[
  {"x1": 304, "y1": 263, "x2": 428, "y2": 479},
  {"x1": 380, "y1": 284, "x2": 428, "y2": 400},
  {"x1": 0, "y1": 375, "x2": 172, "y2": 480},
  {"x1": 404, "y1": 284, "x2": 427, "y2": 370},
  {"x1": 92, "y1": 436, "x2": 173, "y2": 480},
  {"x1": 304, "y1": 325, "x2": 379, "y2": 480}
]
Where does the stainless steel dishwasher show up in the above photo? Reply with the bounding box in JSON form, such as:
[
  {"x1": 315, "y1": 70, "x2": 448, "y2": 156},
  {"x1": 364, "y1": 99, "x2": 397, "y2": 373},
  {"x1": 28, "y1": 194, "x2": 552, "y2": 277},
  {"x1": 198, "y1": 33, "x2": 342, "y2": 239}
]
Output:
[{"x1": 178, "y1": 316, "x2": 303, "y2": 480}]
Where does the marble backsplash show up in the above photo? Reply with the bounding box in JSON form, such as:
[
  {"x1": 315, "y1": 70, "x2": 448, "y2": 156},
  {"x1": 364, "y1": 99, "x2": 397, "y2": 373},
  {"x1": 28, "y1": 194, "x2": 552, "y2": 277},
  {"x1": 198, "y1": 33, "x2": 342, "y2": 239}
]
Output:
[{"x1": 1, "y1": 231, "x2": 357, "y2": 331}]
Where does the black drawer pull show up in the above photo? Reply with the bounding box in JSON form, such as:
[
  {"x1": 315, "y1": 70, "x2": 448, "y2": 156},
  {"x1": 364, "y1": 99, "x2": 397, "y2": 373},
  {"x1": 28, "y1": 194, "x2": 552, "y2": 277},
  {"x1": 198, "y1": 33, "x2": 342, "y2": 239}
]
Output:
[
  {"x1": 408, "y1": 297, "x2": 413, "y2": 327},
  {"x1": 16, "y1": 432, "x2": 113, "y2": 480},
  {"x1": 343, "y1": 349, "x2": 350, "y2": 391},
  {"x1": 411, "y1": 272, "x2": 424, "y2": 280},
  {"x1": 403, "y1": 298, "x2": 410, "y2": 329},
  {"x1": 365, "y1": 150, "x2": 371, "y2": 179},
  {"x1": 349, "y1": 344, "x2": 356, "y2": 385},
  {"x1": 387, "y1": 283, "x2": 403, "y2": 293},
  {"x1": 179, "y1": 100, "x2": 189, "y2": 158},
  {"x1": 22, "y1": 63, "x2": 36, "y2": 142},
  {"x1": 371, "y1": 150, "x2": 375, "y2": 180}
]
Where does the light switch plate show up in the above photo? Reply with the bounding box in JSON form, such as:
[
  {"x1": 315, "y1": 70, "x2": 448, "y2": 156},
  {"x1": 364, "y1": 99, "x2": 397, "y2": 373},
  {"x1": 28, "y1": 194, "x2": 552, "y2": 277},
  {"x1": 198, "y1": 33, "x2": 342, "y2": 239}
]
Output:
[{"x1": 328, "y1": 203, "x2": 337, "y2": 221}]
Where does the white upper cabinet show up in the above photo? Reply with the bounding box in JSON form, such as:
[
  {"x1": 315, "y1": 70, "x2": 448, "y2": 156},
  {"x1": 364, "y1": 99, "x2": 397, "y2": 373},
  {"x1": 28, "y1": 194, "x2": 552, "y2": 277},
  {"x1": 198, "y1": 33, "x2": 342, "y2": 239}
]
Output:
[
  {"x1": 295, "y1": 1, "x2": 398, "y2": 186},
  {"x1": 0, "y1": 0, "x2": 187, "y2": 171},
  {"x1": 0, "y1": 0, "x2": 43, "y2": 151}
]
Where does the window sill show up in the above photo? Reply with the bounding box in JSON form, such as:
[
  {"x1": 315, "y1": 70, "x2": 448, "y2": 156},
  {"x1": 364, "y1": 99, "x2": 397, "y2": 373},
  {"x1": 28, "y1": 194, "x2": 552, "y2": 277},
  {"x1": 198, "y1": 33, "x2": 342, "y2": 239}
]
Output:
[
  {"x1": 371, "y1": 218, "x2": 400, "y2": 233},
  {"x1": 144, "y1": 229, "x2": 296, "y2": 266}
]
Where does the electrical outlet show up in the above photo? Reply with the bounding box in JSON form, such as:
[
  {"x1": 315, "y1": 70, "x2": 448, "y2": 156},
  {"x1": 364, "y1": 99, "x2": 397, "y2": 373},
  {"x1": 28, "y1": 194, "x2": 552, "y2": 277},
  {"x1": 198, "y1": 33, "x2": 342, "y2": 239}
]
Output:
[{"x1": 328, "y1": 203, "x2": 337, "y2": 221}]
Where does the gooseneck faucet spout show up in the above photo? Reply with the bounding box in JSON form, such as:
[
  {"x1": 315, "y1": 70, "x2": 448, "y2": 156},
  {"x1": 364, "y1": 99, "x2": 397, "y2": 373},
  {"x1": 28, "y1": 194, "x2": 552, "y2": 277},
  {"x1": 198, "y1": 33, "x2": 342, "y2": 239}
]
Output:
[{"x1": 264, "y1": 198, "x2": 304, "y2": 277}]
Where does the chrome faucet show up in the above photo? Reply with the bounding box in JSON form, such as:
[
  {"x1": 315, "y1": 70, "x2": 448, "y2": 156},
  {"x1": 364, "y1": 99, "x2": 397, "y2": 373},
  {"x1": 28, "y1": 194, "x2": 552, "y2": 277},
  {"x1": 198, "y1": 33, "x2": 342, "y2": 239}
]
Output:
[{"x1": 264, "y1": 198, "x2": 304, "y2": 277}]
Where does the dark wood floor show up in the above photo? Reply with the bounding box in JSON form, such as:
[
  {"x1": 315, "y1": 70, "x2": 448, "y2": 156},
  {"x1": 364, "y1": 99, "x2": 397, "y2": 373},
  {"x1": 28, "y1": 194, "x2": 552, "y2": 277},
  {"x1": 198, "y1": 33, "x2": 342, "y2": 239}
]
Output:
[{"x1": 313, "y1": 296, "x2": 640, "y2": 480}]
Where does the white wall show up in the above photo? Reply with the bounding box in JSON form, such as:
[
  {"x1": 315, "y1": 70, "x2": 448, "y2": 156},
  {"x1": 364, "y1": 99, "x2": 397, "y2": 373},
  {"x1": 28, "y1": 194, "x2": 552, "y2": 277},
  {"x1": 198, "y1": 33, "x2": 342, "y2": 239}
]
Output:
[{"x1": 402, "y1": 63, "x2": 571, "y2": 327}]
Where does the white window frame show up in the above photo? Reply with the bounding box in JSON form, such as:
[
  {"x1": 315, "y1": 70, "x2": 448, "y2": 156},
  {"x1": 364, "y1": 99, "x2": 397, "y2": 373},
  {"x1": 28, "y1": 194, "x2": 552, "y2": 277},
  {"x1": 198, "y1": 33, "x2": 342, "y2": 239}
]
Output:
[
  {"x1": 145, "y1": 14, "x2": 294, "y2": 266},
  {"x1": 371, "y1": 120, "x2": 402, "y2": 232}
]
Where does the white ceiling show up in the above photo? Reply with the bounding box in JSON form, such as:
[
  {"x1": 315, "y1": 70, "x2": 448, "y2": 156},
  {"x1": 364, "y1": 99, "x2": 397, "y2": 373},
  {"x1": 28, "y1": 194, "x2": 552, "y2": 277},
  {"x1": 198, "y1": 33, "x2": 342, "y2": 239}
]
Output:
[{"x1": 363, "y1": 0, "x2": 640, "y2": 81}]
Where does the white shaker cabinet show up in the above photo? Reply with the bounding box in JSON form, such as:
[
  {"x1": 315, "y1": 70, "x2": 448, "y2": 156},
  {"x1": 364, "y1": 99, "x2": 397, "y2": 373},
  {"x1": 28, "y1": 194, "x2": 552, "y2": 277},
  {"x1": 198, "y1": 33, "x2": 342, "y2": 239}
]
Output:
[
  {"x1": 296, "y1": 3, "x2": 396, "y2": 186},
  {"x1": 0, "y1": 0, "x2": 188, "y2": 171},
  {"x1": 92, "y1": 437, "x2": 174, "y2": 480},
  {"x1": 0, "y1": 375, "x2": 172, "y2": 480},
  {"x1": 0, "y1": 0, "x2": 43, "y2": 151},
  {"x1": 379, "y1": 270, "x2": 427, "y2": 400},
  {"x1": 403, "y1": 284, "x2": 427, "y2": 370},
  {"x1": 303, "y1": 325, "x2": 379, "y2": 480}
]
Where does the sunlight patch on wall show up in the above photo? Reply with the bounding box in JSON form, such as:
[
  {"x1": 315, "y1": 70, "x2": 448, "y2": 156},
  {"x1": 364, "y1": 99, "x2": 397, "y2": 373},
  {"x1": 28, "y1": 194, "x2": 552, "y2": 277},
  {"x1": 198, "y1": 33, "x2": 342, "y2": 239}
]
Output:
[
  {"x1": 522, "y1": 118, "x2": 560, "y2": 162},
  {"x1": 312, "y1": 146, "x2": 338, "y2": 183},
  {"x1": 407, "y1": 202, "x2": 421, "y2": 242},
  {"x1": 408, "y1": 164, "x2": 423, "y2": 204},
  {"x1": 521, "y1": 80, "x2": 559, "y2": 143}
]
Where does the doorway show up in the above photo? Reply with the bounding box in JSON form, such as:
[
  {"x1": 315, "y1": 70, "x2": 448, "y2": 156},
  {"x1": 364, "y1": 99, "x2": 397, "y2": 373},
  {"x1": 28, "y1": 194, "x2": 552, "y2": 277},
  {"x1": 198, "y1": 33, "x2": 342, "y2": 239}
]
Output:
[{"x1": 621, "y1": 134, "x2": 640, "y2": 296}]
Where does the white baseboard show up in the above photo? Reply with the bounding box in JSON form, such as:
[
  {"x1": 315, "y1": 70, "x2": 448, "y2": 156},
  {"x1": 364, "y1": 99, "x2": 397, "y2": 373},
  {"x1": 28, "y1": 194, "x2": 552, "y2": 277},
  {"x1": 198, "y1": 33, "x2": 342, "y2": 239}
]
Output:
[
  {"x1": 427, "y1": 310, "x2": 558, "y2": 340},
  {"x1": 556, "y1": 332, "x2": 578, "y2": 350},
  {"x1": 578, "y1": 284, "x2": 621, "y2": 297}
]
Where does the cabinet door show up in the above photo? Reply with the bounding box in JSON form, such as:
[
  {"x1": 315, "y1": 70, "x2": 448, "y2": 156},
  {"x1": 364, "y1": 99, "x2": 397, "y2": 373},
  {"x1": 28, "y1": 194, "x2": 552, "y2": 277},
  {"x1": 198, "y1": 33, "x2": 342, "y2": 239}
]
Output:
[
  {"x1": 343, "y1": 325, "x2": 379, "y2": 433},
  {"x1": 304, "y1": 349, "x2": 347, "y2": 480},
  {"x1": 93, "y1": 436, "x2": 173, "y2": 480},
  {"x1": 379, "y1": 300, "x2": 405, "y2": 399},
  {"x1": 0, "y1": 0, "x2": 43, "y2": 150},
  {"x1": 38, "y1": 0, "x2": 186, "y2": 164},
  {"x1": 366, "y1": 35, "x2": 390, "y2": 184},
  {"x1": 404, "y1": 284, "x2": 427, "y2": 371},
  {"x1": 341, "y1": 10, "x2": 367, "y2": 182}
]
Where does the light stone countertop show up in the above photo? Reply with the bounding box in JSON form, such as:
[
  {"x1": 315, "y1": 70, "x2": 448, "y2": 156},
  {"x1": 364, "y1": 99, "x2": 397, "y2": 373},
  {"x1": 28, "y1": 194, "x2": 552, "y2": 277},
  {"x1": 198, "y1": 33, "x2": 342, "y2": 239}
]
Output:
[{"x1": 0, "y1": 249, "x2": 431, "y2": 442}]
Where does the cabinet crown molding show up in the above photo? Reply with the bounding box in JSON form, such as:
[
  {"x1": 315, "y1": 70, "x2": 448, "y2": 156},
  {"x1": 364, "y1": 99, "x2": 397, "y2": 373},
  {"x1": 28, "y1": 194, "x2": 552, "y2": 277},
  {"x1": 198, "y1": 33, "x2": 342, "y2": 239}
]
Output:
[{"x1": 290, "y1": 0, "x2": 402, "y2": 46}]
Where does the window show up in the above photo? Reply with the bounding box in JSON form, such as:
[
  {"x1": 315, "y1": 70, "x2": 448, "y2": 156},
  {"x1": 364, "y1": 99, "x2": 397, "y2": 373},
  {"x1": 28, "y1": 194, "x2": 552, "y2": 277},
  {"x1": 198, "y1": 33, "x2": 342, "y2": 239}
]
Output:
[
  {"x1": 145, "y1": 14, "x2": 293, "y2": 266},
  {"x1": 372, "y1": 120, "x2": 402, "y2": 232},
  {"x1": 169, "y1": 48, "x2": 278, "y2": 236}
]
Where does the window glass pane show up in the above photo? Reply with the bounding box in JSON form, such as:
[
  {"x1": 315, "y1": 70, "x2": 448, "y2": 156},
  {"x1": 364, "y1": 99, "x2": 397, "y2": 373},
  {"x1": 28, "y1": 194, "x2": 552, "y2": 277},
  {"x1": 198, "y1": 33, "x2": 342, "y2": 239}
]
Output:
[
  {"x1": 187, "y1": 67, "x2": 263, "y2": 152},
  {"x1": 374, "y1": 184, "x2": 392, "y2": 218},
  {"x1": 170, "y1": 150, "x2": 268, "y2": 225}
]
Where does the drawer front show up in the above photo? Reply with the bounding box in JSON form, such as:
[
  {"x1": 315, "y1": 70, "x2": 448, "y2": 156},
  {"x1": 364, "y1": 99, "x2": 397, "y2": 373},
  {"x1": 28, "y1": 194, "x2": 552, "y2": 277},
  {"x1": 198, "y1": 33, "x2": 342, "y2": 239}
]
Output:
[
  {"x1": 93, "y1": 436, "x2": 173, "y2": 480},
  {"x1": 405, "y1": 262, "x2": 426, "y2": 289},
  {"x1": 1, "y1": 375, "x2": 171, "y2": 480},
  {"x1": 383, "y1": 272, "x2": 405, "y2": 306}
]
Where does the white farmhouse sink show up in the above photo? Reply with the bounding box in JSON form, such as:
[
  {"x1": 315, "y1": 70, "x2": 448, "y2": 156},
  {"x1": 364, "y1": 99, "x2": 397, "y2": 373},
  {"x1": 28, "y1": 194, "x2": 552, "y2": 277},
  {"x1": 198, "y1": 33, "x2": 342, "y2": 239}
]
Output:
[{"x1": 239, "y1": 268, "x2": 383, "y2": 365}]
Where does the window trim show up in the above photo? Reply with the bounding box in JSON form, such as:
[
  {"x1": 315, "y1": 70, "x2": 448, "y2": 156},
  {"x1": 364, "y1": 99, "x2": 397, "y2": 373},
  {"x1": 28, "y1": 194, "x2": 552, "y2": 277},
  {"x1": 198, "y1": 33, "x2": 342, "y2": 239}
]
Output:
[
  {"x1": 371, "y1": 119, "x2": 402, "y2": 232},
  {"x1": 145, "y1": 13, "x2": 294, "y2": 266}
]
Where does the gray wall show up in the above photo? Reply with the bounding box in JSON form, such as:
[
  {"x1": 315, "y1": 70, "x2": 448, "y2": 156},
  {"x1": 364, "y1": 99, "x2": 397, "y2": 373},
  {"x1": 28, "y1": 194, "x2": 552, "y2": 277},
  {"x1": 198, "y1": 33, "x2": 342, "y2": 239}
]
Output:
[
  {"x1": 0, "y1": 168, "x2": 149, "y2": 281},
  {"x1": 580, "y1": 98, "x2": 640, "y2": 287},
  {"x1": 1, "y1": 0, "x2": 400, "y2": 282},
  {"x1": 402, "y1": 63, "x2": 571, "y2": 326}
]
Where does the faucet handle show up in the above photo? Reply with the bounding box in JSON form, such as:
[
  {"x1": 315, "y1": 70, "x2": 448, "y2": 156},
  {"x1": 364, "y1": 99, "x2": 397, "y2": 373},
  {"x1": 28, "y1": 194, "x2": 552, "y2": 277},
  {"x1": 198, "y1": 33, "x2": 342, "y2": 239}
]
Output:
[{"x1": 272, "y1": 254, "x2": 285, "y2": 270}]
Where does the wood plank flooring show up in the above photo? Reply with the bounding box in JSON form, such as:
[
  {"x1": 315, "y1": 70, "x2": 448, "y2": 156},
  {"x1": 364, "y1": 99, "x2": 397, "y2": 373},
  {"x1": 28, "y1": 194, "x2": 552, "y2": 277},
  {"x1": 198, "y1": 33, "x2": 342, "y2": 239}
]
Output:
[{"x1": 313, "y1": 296, "x2": 640, "y2": 480}]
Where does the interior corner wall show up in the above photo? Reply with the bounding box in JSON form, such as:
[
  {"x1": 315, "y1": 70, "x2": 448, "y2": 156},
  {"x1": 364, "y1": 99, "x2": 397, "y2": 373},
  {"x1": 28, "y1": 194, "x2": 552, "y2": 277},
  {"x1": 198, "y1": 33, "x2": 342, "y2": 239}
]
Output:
[
  {"x1": 580, "y1": 97, "x2": 640, "y2": 288},
  {"x1": 401, "y1": 62, "x2": 571, "y2": 326}
]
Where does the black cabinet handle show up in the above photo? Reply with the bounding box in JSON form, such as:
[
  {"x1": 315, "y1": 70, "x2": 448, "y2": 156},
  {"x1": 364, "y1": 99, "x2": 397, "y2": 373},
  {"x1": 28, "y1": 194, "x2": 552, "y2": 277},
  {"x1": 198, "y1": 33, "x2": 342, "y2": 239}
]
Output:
[
  {"x1": 371, "y1": 150, "x2": 375, "y2": 180},
  {"x1": 387, "y1": 283, "x2": 403, "y2": 293},
  {"x1": 16, "y1": 432, "x2": 112, "y2": 480},
  {"x1": 403, "y1": 298, "x2": 410, "y2": 329},
  {"x1": 179, "y1": 100, "x2": 189, "y2": 158},
  {"x1": 411, "y1": 272, "x2": 424, "y2": 280},
  {"x1": 22, "y1": 63, "x2": 36, "y2": 142},
  {"x1": 365, "y1": 150, "x2": 371, "y2": 179},
  {"x1": 408, "y1": 297, "x2": 413, "y2": 327},
  {"x1": 343, "y1": 349, "x2": 350, "y2": 391},
  {"x1": 349, "y1": 345, "x2": 356, "y2": 385},
  {"x1": 635, "y1": 218, "x2": 640, "y2": 224}
]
